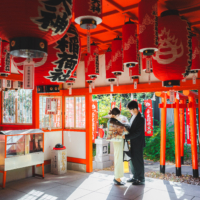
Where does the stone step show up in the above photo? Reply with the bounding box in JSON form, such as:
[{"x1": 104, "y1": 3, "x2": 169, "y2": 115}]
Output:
[
  {"x1": 95, "y1": 155, "x2": 110, "y2": 162},
  {"x1": 93, "y1": 160, "x2": 112, "y2": 170}
]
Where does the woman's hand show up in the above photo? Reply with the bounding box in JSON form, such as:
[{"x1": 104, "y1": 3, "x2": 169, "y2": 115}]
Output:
[{"x1": 122, "y1": 135, "x2": 125, "y2": 139}]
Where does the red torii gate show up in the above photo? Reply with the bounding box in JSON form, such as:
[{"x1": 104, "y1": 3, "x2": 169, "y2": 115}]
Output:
[
  {"x1": 183, "y1": 90, "x2": 199, "y2": 178},
  {"x1": 155, "y1": 91, "x2": 199, "y2": 177}
]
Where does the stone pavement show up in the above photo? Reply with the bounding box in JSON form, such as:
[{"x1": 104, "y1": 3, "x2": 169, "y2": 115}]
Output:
[
  {"x1": 144, "y1": 160, "x2": 200, "y2": 175},
  {"x1": 0, "y1": 170, "x2": 200, "y2": 200}
]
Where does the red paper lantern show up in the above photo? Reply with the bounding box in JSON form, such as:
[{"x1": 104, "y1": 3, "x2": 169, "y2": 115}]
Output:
[
  {"x1": 0, "y1": 0, "x2": 73, "y2": 58},
  {"x1": 105, "y1": 48, "x2": 116, "y2": 81},
  {"x1": 87, "y1": 43, "x2": 99, "y2": 79},
  {"x1": 74, "y1": 0, "x2": 102, "y2": 53},
  {"x1": 191, "y1": 36, "x2": 200, "y2": 72},
  {"x1": 129, "y1": 64, "x2": 141, "y2": 79},
  {"x1": 0, "y1": 40, "x2": 11, "y2": 77},
  {"x1": 13, "y1": 24, "x2": 81, "y2": 86},
  {"x1": 122, "y1": 21, "x2": 138, "y2": 67},
  {"x1": 142, "y1": 54, "x2": 153, "y2": 72},
  {"x1": 74, "y1": 0, "x2": 102, "y2": 29},
  {"x1": 152, "y1": 10, "x2": 192, "y2": 86},
  {"x1": 105, "y1": 48, "x2": 116, "y2": 92},
  {"x1": 84, "y1": 53, "x2": 94, "y2": 84},
  {"x1": 139, "y1": 0, "x2": 158, "y2": 55},
  {"x1": 84, "y1": 53, "x2": 95, "y2": 93},
  {"x1": 111, "y1": 37, "x2": 123, "y2": 76}
]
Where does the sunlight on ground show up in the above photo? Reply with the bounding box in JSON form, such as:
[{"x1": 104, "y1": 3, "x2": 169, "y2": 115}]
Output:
[
  {"x1": 17, "y1": 172, "x2": 189, "y2": 200},
  {"x1": 18, "y1": 190, "x2": 57, "y2": 200}
]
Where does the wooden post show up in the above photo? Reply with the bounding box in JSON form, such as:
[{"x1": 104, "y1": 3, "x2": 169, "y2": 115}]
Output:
[
  {"x1": 86, "y1": 93, "x2": 93, "y2": 172},
  {"x1": 189, "y1": 96, "x2": 199, "y2": 178},
  {"x1": 180, "y1": 99, "x2": 185, "y2": 164},
  {"x1": 160, "y1": 94, "x2": 167, "y2": 174},
  {"x1": 174, "y1": 98, "x2": 181, "y2": 176}
]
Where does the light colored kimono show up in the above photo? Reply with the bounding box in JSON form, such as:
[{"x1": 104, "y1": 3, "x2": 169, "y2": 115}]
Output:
[{"x1": 112, "y1": 115, "x2": 128, "y2": 179}]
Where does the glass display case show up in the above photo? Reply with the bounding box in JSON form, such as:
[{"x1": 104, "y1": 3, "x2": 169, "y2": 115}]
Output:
[{"x1": 0, "y1": 129, "x2": 44, "y2": 188}]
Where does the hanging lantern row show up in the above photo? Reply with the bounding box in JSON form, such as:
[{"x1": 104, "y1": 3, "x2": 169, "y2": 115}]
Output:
[
  {"x1": 0, "y1": 0, "x2": 73, "y2": 58},
  {"x1": 152, "y1": 10, "x2": 192, "y2": 86},
  {"x1": 13, "y1": 24, "x2": 81, "y2": 92},
  {"x1": 0, "y1": 79, "x2": 22, "y2": 91}
]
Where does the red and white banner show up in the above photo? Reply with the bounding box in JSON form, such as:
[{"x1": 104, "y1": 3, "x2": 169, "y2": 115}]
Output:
[
  {"x1": 186, "y1": 108, "x2": 191, "y2": 144},
  {"x1": 144, "y1": 99, "x2": 153, "y2": 136},
  {"x1": 92, "y1": 101, "x2": 98, "y2": 143},
  {"x1": 45, "y1": 98, "x2": 58, "y2": 115},
  {"x1": 138, "y1": 103, "x2": 142, "y2": 113},
  {"x1": 119, "y1": 102, "x2": 122, "y2": 111},
  {"x1": 111, "y1": 102, "x2": 116, "y2": 109},
  {"x1": 23, "y1": 61, "x2": 34, "y2": 90}
]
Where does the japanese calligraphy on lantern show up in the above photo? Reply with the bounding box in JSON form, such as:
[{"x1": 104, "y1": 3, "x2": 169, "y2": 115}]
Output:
[
  {"x1": 6, "y1": 80, "x2": 11, "y2": 88},
  {"x1": 89, "y1": 0, "x2": 101, "y2": 14},
  {"x1": 32, "y1": 0, "x2": 73, "y2": 36},
  {"x1": 144, "y1": 99, "x2": 153, "y2": 136},
  {"x1": 46, "y1": 24, "x2": 80, "y2": 82},
  {"x1": 23, "y1": 61, "x2": 35, "y2": 90},
  {"x1": 92, "y1": 101, "x2": 98, "y2": 143},
  {"x1": 186, "y1": 108, "x2": 191, "y2": 144}
]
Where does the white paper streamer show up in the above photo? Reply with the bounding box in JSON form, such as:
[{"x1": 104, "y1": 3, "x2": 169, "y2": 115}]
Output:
[
  {"x1": 134, "y1": 81, "x2": 137, "y2": 89},
  {"x1": 110, "y1": 83, "x2": 113, "y2": 92},
  {"x1": 192, "y1": 74, "x2": 196, "y2": 84},
  {"x1": 89, "y1": 84, "x2": 92, "y2": 93}
]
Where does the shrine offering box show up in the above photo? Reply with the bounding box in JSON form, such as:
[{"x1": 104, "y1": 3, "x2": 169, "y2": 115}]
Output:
[{"x1": 0, "y1": 129, "x2": 44, "y2": 188}]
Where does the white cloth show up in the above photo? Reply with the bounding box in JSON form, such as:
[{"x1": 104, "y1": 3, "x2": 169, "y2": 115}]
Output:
[
  {"x1": 113, "y1": 140, "x2": 124, "y2": 179},
  {"x1": 112, "y1": 115, "x2": 127, "y2": 178}
]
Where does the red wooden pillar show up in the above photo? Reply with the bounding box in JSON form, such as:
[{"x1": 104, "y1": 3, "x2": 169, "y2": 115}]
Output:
[
  {"x1": 174, "y1": 98, "x2": 181, "y2": 176},
  {"x1": 189, "y1": 96, "x2": 199, "y2": 178},
  {"x1": 160, "y1": 94, "x2": 167, "y2": 174},
  {"x1": 86, "y1": 93, "x2": 93, "y2": 172},
  {"x1": 180, "y1": 99, "x2": 185, "y2": 164}
]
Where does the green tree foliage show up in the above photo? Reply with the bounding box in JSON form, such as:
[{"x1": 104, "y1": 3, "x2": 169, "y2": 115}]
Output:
[
  {"x1": 144, "y1": 121, "x2": 175, "y2": 162},
  {"x1": 93, "y1": 92, "x2": 153, "y2": 127}
]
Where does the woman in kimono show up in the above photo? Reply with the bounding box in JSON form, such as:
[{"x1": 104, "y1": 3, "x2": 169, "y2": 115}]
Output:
[{"x1": 107, "y1": 107, "x2": 128, "y2": 185}]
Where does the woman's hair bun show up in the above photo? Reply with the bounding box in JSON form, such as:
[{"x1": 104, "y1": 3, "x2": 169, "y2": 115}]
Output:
[{"x1": 109, "y1": 107, "x2": 121, "y2": 116}]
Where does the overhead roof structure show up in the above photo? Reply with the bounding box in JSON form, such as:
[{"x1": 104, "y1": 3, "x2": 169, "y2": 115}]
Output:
[{"x1": 72, "y1": 0, "x2": 200, "y2": 57}]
